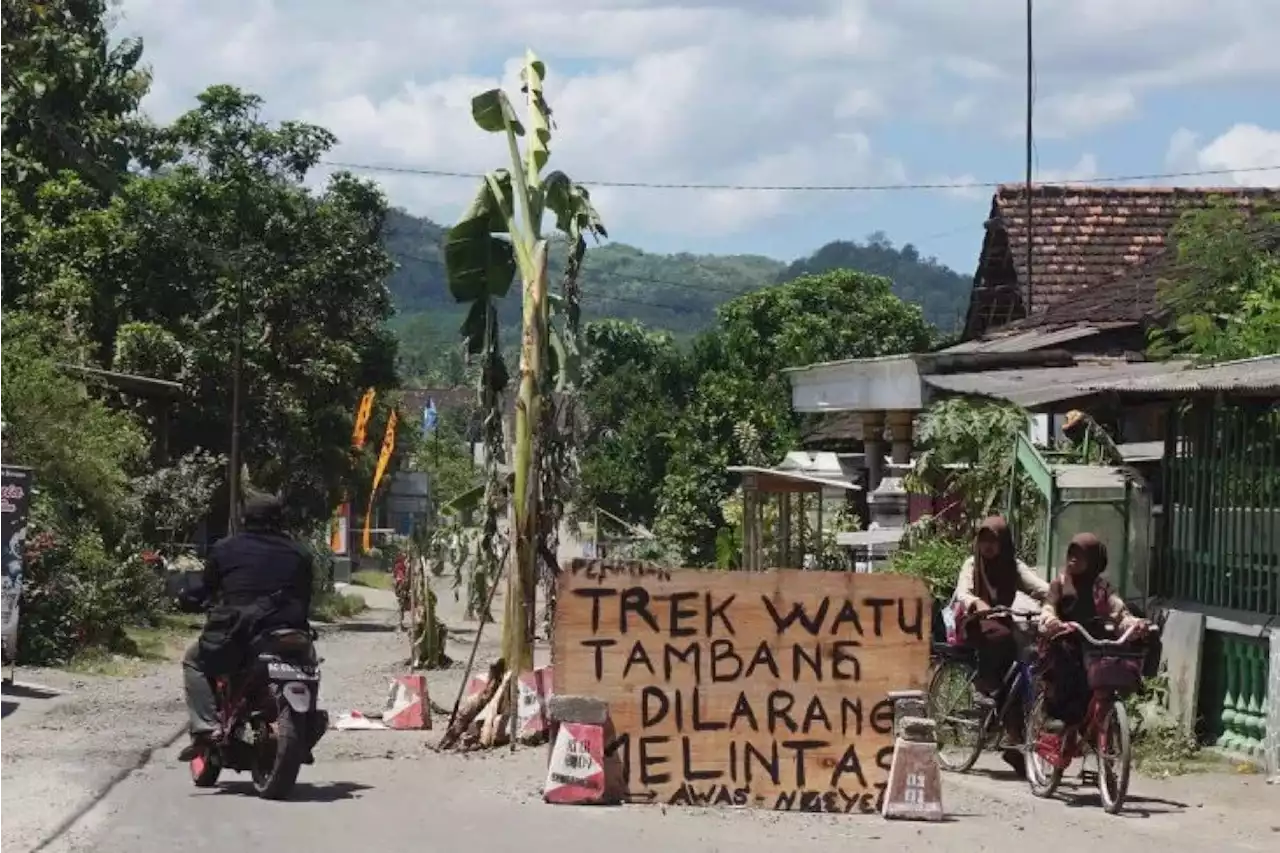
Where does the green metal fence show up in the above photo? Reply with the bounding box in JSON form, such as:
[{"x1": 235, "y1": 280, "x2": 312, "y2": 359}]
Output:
[
  {"x1": 1197, "y1": 632, "x2": 1272, "y2": 759},
  {"x1": 1159, "y1": 400, "x2": 1280, "y2": 619}
]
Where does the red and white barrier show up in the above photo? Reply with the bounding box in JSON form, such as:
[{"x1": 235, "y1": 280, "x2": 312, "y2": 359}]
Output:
[
  {"x1": 382, "y1": 674, "x2": 430, "y2": 730},
  {"x1": 466, "y1": 665, "x2": 553, "y2": 741},
  {"x1": 544, "y1": 721, "x2": 607, "y2": 804}
]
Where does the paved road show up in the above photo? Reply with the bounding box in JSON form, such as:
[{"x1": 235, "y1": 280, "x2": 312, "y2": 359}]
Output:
[
  {"x1": 8, "y1": 571, "x2": 1278, "y2": 853},
  {"x1": 38, "y1": 740, "x2": 1280, "y2": 853}
]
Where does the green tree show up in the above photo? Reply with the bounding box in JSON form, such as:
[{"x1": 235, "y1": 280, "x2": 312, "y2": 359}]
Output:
[
  {"x1": 778, "y1": 232, "x2": 971, "y2": 333},
  {"x1": 6, "y1": 85, "x2": 401, "y2": 524},
  {"x1": 907, "y1": 397, "x2": 1035, "y2": 527},
  {"x1": 577, "y1": 320, "x2": 688, "y2": 525},
  {"x1": 654, "y1": 270, "x2": 933, "y2": 562},
  {"x1": 1151, "y1": 199, "x2": 1280, "y2": 361},
  {"x1": 0, "y1": 0, "x2": 154, "y2": 206},
  {"x1": 413, "y1": 406, "x2": 481, "y2": 510},
  {"x1": 1, "y1": 311, "x2": 148, "y2": 541}
]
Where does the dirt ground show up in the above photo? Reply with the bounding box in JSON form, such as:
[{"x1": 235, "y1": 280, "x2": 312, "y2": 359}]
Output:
[{"x1": 4, "y1": 571, "x2": 1277, "y2": 853}]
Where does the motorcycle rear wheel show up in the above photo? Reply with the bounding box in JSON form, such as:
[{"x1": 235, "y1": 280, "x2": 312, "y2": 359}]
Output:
[
  {"x1": 189, "y1": 750, "x2": 222, "y2": 788},
  {"x1": 251, "y1": 704, "x2": 304, "y2": 800}
]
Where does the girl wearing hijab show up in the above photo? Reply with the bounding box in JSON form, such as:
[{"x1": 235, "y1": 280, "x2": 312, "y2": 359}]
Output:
[
  {"x1": 1038, "y1": 533, "x2": 1148, "y2": 730},
  {"x1": 952, "y1": 516, "x2": 1050, "y2": 774}
]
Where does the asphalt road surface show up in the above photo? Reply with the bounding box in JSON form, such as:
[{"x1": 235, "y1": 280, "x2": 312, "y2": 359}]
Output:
[{"x1": 8, "y1": 577, "x2": 1278, "y2": 853}]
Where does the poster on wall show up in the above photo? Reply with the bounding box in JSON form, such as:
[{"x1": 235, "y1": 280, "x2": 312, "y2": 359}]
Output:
[{"x1": 2, "y1": 466, "x2": 34, "y2": 665}]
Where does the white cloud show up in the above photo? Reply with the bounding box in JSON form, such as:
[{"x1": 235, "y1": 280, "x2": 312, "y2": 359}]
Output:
[
  {"x1": 1165, "y1": 124, "x2": 1280, "y2": 186},
  {"x1": 115, "y1": 0, "x2": 1280, "y2": 237},
  {"x1": 1036, "y1": 153, "x2": 1101, "y2": 184},
  {"x1": 1164, "y1": 128, "x2": 1201, "y2": 169},
  {"x1": 1034, "y1": 91, "x2": 1137, "y2": 139}
]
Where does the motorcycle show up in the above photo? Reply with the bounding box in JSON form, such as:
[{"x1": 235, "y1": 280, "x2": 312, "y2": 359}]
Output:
[{"x1": 188, "y1": 627, "x2": 329, "y2": 799}]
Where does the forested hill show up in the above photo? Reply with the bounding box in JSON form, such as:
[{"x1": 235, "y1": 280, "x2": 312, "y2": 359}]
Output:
[{"x1": 382, "y1": 209, "x2": 972, "y2": 364}]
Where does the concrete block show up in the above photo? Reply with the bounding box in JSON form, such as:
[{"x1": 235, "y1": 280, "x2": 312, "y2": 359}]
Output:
[
  {"x1": 881, "y1": 737, "x2": 944, "y2": 822},
  {"x1": 899, "y1": 716, "x2": 937, "y2": 743},
  {"x1": 547, "y1": 695, "x2": 609, "y2": 725},
  {"x1": 1159, "y1": 609, "x2": 1205, "y2": 733}
]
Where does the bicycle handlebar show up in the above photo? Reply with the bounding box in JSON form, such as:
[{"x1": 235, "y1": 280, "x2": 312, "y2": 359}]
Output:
[
  {"x1": 1058, "y1": 620, "x2": 1160, "y2": 647},
  {"x1": 963, "y1": 605, "x2": 1040, "y2": 623}
]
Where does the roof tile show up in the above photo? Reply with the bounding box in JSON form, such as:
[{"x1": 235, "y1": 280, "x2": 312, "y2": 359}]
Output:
[{"x1": 965, "y1": 184, "x2": 1280, "y2": 337}]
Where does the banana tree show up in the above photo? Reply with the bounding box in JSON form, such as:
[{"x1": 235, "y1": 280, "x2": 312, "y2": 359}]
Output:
[{"x1": 444, "y1": 51, "x2": 606, "y2": 674}]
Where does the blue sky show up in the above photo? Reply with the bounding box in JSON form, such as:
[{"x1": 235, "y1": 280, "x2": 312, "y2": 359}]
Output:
[{"x1": 120, "y1": 0, "x2": 1280, "y2": 276}]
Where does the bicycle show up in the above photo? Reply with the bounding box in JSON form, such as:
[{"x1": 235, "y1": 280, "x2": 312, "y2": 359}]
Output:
[
  {"x1": 926, "y1": 606, "x2": 1040, "y2": 773},
  {"x1": 1025, "y1": 620, "x2": 1159, "y2": 815}
]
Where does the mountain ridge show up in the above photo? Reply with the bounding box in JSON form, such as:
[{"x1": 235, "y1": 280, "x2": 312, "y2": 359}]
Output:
[{"x1": 382, "y1": 208, "x2": 974, "y2": 380}]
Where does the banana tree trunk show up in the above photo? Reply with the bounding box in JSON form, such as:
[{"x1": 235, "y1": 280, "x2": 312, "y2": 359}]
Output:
[{"x1": 503, "y1": 240, "x2": 548, "y2": 674}]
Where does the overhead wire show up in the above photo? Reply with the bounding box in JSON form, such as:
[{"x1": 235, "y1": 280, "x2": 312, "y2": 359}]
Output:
[{"x1": 321, "y1": 160, "x2": 1280, "y2": 193}]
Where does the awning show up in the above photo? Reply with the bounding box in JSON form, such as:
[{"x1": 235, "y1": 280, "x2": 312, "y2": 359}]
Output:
[
  {"x1": 728, "y1": 465, "x2": 861, "y2": 494},
  {"x1": 835, "y1": 528, "x2": 907, "y2": 548}
]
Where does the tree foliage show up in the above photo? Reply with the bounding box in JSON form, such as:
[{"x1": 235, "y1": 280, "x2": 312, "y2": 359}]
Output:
[
  {"x1": 5, "y1": 83, "x2": 401, "y2": 525},
  {"x1": 1, "y1": 1, "x2": 405, "y2": 659},
  {"x1": 1151, "y1": 199, "x2": 1280, "y2": 362},
  {"x1": 577, "y1": 270, "x2": 933, "y2": 565},
  {"x1": 777, "y1": 232, "x2": 971, "y2": 333},
  {"x1": 0, "y1": 0, "x2": 154, "y2": 210},
  {"x1": 907, "y1": 397, "x2": 1034, "y2": 525}
]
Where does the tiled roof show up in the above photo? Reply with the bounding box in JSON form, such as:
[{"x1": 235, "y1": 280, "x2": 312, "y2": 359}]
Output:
[{"x1": 964, "y1": 185, "x2": 1280, "y2": 337}]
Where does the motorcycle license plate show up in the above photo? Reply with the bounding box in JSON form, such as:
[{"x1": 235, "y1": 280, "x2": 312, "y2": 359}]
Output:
[{"x1": 267, "y1": 661, "x2": 318, "y2": 681}]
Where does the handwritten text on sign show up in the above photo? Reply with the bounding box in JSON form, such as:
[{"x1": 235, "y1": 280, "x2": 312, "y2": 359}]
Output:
[{"x1": 553, "y1": 561, "x2": 930, "y2": 812}]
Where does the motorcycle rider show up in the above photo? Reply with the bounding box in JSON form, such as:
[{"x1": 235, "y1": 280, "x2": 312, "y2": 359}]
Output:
[{"x1": 177, "y1": 492, "x2": 314, "y2": 761}]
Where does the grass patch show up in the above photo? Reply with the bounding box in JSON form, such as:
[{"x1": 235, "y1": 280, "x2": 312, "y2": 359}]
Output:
[
  {"x1": 312, "y1": 590, "x2": 369, "y2": 622},
  {"x1": 1126, "y1": 671, "x2": 1212, "y2": 777},
  {"x1": 66, "y1": 613, "x2": 203, "y2": 676},
  {"x1": 351, "y1": 569, "x2": 394, "y2": 590}
]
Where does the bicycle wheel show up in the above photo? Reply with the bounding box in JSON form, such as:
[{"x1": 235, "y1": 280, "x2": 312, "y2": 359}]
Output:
[
  {"x1": 1024, "y1": 691, "x2": 1063, "y2": 798},
  {"x1": 1096, "y1": 699, "x2": 1132, "y2": 815},
  {"x1": 927, "y1": 659, "x2": 989, "y2": 772}
]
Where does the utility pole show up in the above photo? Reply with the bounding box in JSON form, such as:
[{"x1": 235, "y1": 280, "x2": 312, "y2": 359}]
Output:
[
  {"x1": 1025, "y1": 0, "x2": 1035, "y2": 318},
  {"x1": 227, "y1": 270, "x2": 245, "y2": 535}
]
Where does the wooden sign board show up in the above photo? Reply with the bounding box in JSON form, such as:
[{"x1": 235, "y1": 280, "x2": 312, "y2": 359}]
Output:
[{"x1": 552, "y1": 560, "x2": 930, "y2": 813}]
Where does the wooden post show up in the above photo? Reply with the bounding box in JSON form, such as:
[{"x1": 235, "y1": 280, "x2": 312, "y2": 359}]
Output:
[{"x1": 779, "y1": 492, "x2": 791, "y2": 568}]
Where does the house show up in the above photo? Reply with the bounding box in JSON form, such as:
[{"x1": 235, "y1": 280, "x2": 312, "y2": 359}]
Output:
[
  {"x1": 963, "y1": 184, "x2": 1279, "y2": 341},
  {"x1": 789, "y1": 184, "x2": 1280, "y2": 490},
  {"x1": 1081, "y1": 355, "x2": 1280, "y2": 775}
]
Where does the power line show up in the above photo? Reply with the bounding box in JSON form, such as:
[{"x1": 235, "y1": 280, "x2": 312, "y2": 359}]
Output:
[{"x1": 322, "y1": 160, "x2": 1280, "y2": 193}]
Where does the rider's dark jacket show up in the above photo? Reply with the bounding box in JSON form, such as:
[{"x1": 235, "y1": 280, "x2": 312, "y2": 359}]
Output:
[{"x1": 203, "y1": 530, "x2": 314, "y2": 633}]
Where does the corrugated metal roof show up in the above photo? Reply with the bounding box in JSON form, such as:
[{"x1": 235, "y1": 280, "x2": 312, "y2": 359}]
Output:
[
  {"x1": 940, "y1": 324, "x2": 1126, "y2": 354},
  {"x1": 923, "y1": 359, "x2": 1187, "y2": 408},
  {"x1": 1080, "y1": 355, "x2": 1280, "y2": 396}
]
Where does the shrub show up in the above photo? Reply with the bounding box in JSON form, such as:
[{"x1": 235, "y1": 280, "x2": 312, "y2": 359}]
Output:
[
  {"x1": 19, "y1": 502, "x2": 165, "y2": 664},
  {"x1": 883, "y1": 529, "x2": 970, "y2": 601}
]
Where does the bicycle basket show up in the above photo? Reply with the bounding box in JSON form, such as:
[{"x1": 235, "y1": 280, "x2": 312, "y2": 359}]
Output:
[{"x1": 1082, "y1": 648, "x2": 1145, "y2": 693}]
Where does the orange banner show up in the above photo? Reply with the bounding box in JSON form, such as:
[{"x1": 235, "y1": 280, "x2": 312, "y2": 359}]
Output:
[
  {"x1": 362, "y1": 409, "x2": 399, "y2": 554},
  {"x1": 330, "y1": 389, "x2": 375, "y2": 556},
  {"x1": 352, "y1": 388, "x2": 376, "y2": 449},
  {"x1": 329, "y1": 502, "x2": 349, "y2": 554}
]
